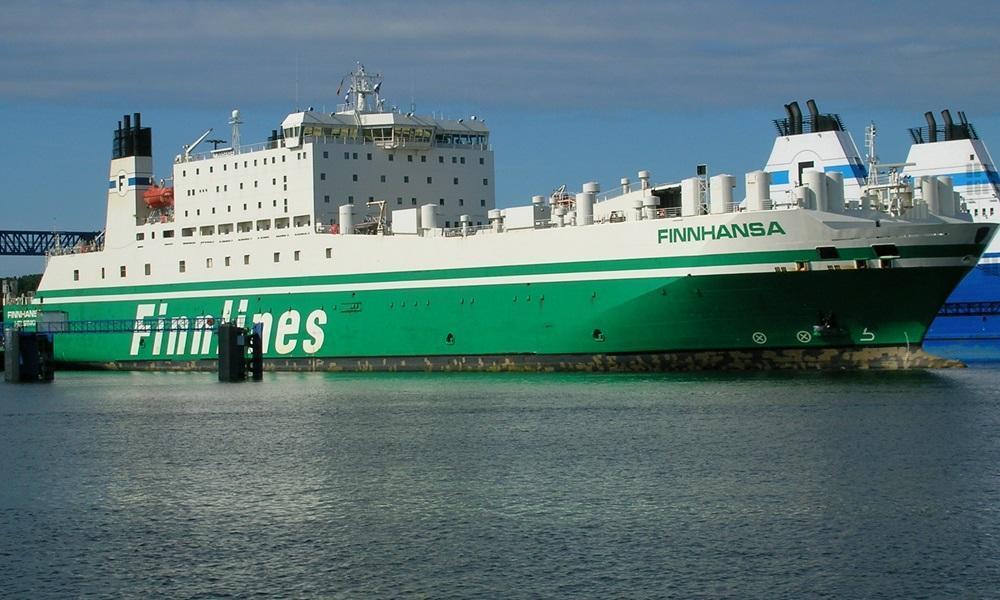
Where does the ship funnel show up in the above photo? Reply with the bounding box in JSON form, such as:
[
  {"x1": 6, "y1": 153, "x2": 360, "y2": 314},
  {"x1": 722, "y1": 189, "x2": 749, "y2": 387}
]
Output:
[
  {"x1": 806, "y1": 99, "x2": 819, "y2": 131},
  {"x1": 788, "y1": 102, "x2": 803, "y2": 135},
  {"x1": 925, "y1": 111, "x2": 937, "y2": 142},
  {"x1": 941, "y1": 109, "x2": 955, "y2": 141}
]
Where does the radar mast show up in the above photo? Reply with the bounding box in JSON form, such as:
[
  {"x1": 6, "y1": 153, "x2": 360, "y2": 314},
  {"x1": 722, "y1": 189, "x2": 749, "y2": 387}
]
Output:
[{"x1": 340, "y1": 63, "x2": 385, "y2": 114}]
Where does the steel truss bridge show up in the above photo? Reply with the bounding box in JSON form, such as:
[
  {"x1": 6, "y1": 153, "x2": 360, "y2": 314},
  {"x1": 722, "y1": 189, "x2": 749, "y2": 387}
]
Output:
[{"x1": 0, "y1": 230, "x2": 102, "y2": 256}]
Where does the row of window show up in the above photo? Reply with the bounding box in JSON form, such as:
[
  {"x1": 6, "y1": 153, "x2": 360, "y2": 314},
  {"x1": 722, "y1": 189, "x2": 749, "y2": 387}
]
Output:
[
  {"x1": 322, "y1": 195, "x2": 487, "y2": 208},
  {"x1": 176, "y1": 198, "x2": 292, "y2": 220},
  {"x1": 319, "y1": 173, "x2": 487, "y2": 186},
  {"x1": 181, "y1": 146, "x2": 489, "y2": 179},
  {"x1": 327, "y1": 150, "x2": 485, "y2": 166},
  {"x1": 76, "y1": 247, "x2": 336, "y2": 282},
  {"x1": 181, "y1": 152, "x2": 301, "y2": 177},
  {"x1": 136, "y1": 215, "x2": 311, "y2": 241}
]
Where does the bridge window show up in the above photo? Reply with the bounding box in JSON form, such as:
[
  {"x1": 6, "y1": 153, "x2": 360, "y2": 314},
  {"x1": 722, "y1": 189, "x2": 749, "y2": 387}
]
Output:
[
  {"x1": 101, "y1": 268, "x2": 105, "y2": 280},
  {"x1": 326, "y1": 248, "x2": 332, "y2": 259},
  {"x1": 244, "y1": 254, "x2": 250, "y2": 265},
  {"x1": 136, "y1": 232, "x2": 144, "y2": 241},
  {"x1": 144, "y1": 264, "x2": 151, "y2": 276},
  {"x1": 294, "y1": 250, "x2": 300, "y2": 261},
  {"x1": 225, "y1": 256, "x2": 231, "y2": 267},
  {"x1": 73, "y1": 269, "x2": 79, "y2": 281},
  {"x1": 163, "y1": 230, "x2": 174, "y2": 238},
  {"x1": 179, "y1": 260, "x2": 186, "y2": 273},
  {"x1": 206, "y1": 258, "x2": 213, "y2": 269},
  {"x1": 120, "y1": 266, "x2": 126, "y2": 278},
  {"x1": 273, "y1": 252, "x2": 280, "y2": 263}
]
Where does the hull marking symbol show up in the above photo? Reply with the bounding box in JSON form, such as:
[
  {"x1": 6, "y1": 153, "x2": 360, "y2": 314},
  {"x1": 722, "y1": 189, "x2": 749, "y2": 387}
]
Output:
[
  {"x1": 796, "y1": 331, "x2": 812, "y2": 343},
  {"x1": 860, "y1": 328, "x2": 876, "y2": 342},
  {"x1": 752, "y1": 332, "x2": 767, "y2": 344}
]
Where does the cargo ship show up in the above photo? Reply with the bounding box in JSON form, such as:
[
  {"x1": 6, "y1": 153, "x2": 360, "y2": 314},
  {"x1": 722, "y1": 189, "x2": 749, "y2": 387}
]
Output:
[
  {"x1": 763, "y1": 101, "x2": 1000, "y2": 361},
  {"x1": 2, "y1": 68, "x2": 995, "y2": 371}
]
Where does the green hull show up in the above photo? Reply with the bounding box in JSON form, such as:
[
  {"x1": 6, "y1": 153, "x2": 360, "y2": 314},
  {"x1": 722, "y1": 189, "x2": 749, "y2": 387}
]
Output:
[{"x1": 13, "y1": 263, "x2": 970, "y2": 369}]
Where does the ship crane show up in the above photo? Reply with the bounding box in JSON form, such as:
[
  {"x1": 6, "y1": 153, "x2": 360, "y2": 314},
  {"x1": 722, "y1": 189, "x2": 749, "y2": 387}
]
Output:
[{"x1": 176, "y1": 128, "x2": 214, "y2": 163}]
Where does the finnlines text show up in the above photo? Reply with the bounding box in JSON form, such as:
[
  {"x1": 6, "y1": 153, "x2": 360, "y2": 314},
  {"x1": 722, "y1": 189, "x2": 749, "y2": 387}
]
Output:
[{"x1": 657, "y1": 221, "x2": 786, "y2": 244}]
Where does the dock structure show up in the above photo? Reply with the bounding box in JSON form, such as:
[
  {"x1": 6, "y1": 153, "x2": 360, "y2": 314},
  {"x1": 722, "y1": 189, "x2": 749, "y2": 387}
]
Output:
[{"x1": 2, "y1": 315, "x2": 263, "y2": 382}]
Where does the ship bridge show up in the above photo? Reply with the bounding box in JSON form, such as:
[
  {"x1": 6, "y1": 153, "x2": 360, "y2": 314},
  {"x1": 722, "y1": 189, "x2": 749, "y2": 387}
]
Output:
[
  {"x1": 281, "y1": 111, "x2": 488, "y2": 152},
  {"x1": 280, "y1": 63, "x2": 488, "y2": 151}
]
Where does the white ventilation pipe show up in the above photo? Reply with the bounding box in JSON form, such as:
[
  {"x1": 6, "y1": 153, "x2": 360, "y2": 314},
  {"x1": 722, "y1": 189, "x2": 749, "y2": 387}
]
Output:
[{"x1": 339, "y1": 204, "x2": 354, "y2": 235}]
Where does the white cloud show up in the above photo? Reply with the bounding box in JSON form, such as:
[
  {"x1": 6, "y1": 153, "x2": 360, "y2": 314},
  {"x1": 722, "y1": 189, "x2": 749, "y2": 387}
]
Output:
[{"x1": 1, "y1": 0, "x2": 997, "y2": 112}]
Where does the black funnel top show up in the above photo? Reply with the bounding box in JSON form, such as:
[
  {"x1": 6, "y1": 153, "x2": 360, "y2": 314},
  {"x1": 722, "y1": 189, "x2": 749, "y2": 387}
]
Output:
[{"x1": 113, "y1": 112, "x2": 152, "y2": 159}]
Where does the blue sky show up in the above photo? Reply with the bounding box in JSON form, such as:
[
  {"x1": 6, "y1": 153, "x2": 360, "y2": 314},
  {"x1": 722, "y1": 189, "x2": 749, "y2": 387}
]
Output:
[{"x1": 2, "y1": 0, "x2": 999, "y2": 275}]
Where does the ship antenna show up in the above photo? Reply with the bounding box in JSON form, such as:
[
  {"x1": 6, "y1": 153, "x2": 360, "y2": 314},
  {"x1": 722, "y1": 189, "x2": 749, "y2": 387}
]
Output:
[
  {"x1": 865, "y1": 121, "x2": 878, "y2": 186},
  {"x1": 229, "y1": 109, "x2": 243, "y2": 154}
]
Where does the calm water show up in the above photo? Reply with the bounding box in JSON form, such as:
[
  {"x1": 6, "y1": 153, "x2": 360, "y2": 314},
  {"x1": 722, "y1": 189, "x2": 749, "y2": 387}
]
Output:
[{"x1": 1, "y1": 368, "x2": 999, "y2": 598}]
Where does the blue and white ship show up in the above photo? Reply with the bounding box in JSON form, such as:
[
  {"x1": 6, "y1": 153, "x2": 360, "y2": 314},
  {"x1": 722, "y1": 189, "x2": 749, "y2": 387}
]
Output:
[{"x1": 763, "y1": 101, "x2": 1000, "y2": 360}]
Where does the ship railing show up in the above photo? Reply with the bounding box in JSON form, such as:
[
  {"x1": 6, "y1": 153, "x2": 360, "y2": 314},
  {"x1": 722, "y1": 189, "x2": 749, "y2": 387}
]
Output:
[
  {"x1": 187, "y1": 139, "x2": 288, "y2": 161},
  {"x1": 187, "y1": 134, "x2": 490, "y2": 162},
  {"x1": 46, "y1": 237, "x2": 105, "y2": 257},
  {"x1": 22, "y1": 317, "x2": 220, "y2": 335},
  {"x1": 441, "y1": 223, "x2": 493, "y2": 237},
  {"x1": 597, "y1": 183, "x2": 666, "y2": 203}
]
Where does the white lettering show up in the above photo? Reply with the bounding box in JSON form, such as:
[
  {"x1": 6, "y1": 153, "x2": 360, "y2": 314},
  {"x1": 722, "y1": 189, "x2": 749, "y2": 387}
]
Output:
[
  {"x1": 275, "y1": 310, "x2": 300, "y2": 355},
  {"x1": 252, "y1": 313, "x2": 273, "y2": 353},
  {"x1": 303, "y1": 309, "x2": 327, "y2": 354},
  {"x1": 152, "y1": 303, "x2": 168, "y2": 355},
  {"x1": 130, "y1": 304, "x2": 156, "y2": 355},
  {"x1": 221, "y1": 300, "x2": 234, "y2": 323},
  {"x1": 200, "y1": 315, "x2": 214, "y2": 354},
  {"x1": 236, "y1": 299, "x2": 249, "y2": 328}
]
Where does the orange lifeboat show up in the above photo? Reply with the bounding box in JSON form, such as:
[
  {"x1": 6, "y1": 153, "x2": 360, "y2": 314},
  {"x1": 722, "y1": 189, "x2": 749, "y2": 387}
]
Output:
[{"x1": 143, "y1": 185, "x2": 174, "y2": 209}]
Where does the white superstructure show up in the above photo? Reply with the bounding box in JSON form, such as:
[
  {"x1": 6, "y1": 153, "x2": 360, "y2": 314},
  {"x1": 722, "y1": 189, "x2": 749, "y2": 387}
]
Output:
[{"x1": 103, "y1": 65, "x2": 494, "y2": 261}]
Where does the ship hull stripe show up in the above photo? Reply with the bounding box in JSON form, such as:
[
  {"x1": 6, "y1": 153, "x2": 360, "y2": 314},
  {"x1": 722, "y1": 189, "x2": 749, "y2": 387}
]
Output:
[
  {"x1": 35, "y1": 243, "x2": 982, "y2": 302},
  {"x1": 35, "y1": 256, "x2": 971, "y2": 305}
]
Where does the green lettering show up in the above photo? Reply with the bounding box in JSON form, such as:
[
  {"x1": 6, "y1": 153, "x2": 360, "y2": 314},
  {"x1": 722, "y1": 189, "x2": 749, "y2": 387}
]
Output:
[
  {"x1": 658, "y1": 229, "x2": 669, "y2": 244},
  {"x1": 703, "y1": 225, "x2": 715, "y2": 240},
  {"x1": 767, "y1": 221, "x2": 787, "y2": 236},
  {"x1": 717, "y1": 225, "x2": 733, "y2": 239},
  {"x1": 730, "y1": 223, "x2": 748, "y2": 238},
  {"x1": 749, "y1": 222, "x2": 766, "y2": 236}
]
